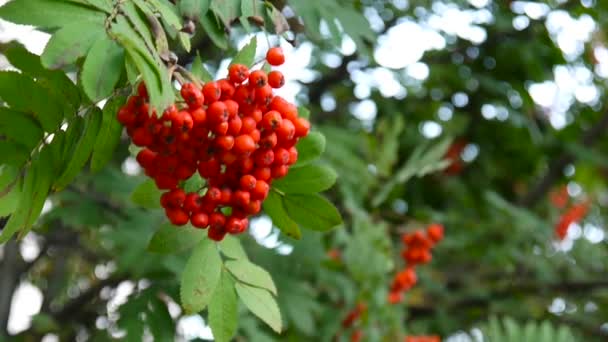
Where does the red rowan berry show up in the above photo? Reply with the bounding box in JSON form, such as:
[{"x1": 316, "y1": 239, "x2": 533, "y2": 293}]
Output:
[
  {"x1": 191, "y1": 212, "x2": 209, "y2": 229},
  {"x1": 203, "y1": 82, "x2": 221, "y2": 102},
  {"x1": 268, "y1": 70, "x2": 285, "y2": 88},
  {"x1": 266, "y1": 47, "x2": 285, "y2": 66},
  {"x1": 249, "y1": 70, "x2": 268, "y2": 88},
  {"x1": 229, "y1": 63, "x2": 250, "y2": 84}
]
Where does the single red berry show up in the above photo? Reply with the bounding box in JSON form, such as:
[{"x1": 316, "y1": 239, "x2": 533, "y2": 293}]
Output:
[
  {"x1": 218, "y1": 79, "x2": 236, "y2": 99},
  {"x1": 233, "y1": 190, "x2": 251, "y2": 208},
  {"x1": 240, "y1": 175, "x2": 257, "y2": 190},
  {"x1": 208, "y1": 101, "x2": 229, "y2": 124},
  {"x1": 262, "y1": 111, "x2": 282, "y2": 131},
  {"x1": 244, "y1": 200, "x2": 262, "y2": 215},
  {"x1": 205, "y1": 187, "x2": 222, "y2": 203},
  {"x1": 180, "y1": 83, "x2": 204, "y2": 109},
  {"x1": 228, "y1": 116, "x2": 242, "y2": 135},
  {"x1": 184, "y1": 193, "x2": 203, "y2": 213},
  {"x1": 276, "y1": 118, "x2": 295, "y2": 142},
  {"x1": 155, "y1": 174, "x2": 179, "y2": 190},
  {"x1": 250, "y1": 109, "x2": 263, "y2": 123},
  {"x1": 208, "y1": 223, "x2": 227, "y2": 241},
  {"x1": 175, "y1": 163, "x2": 196, "y2": 180},
  {"x1": 239, "y1": 156, "x2": 255, "y2": 173},
  {"x1": 166, "y1": 207, "x2": 189, "y2": 226},
  {"x1": 132, "y1": 127, "x2": 153, "y2": 146},
  {"x1": 215, "y1": 135, "x2": 235, "y2": 151},
  {"x1": 198, "y1": 158, "x2": 221, "y2": 178},
  {"x1": 190, "y1": 108, "x2": 206, "y2": 126},
  {"x1": 225, "y1": 99, "x2": 239, "y2": 118},
  {"x1": 251, "y1": 180, "x2": 269, "y2": 200},
  {"x1": 117, "y1": 107, "x2": 136, "y2": 126},
  {"x1": 229, "y1": 64, "x2": 250, "y2": 84},
  {"x1": 287, "y1": 146, "x2": 298, "y2": 165},
  {"x1": 136, "y1": 149, "x2": 157, "y2": 169},
  {"x1": 166, "y1": 188, "x2": 186, "y2": 207},
  {"x1": 234, "y1": 85, "x2": 255, "y2": 105},
  {"x1": 209, "y1": 212, "x2": 226, "y2": 230},
  {"x1": 241, "y1": 116, "x2": 257, "y2": 134},
  {"x1": 250, "y1": 129, "x2": 261, "y2": 143},
  {"x1": 226, "y1": 217, "x2": 247, "y2": 234},
  {"x1": 233, "y1": 135, "x2": 256, "y2": 155},
  {"x1": 294, "y1": 117, "x2": 310, "y2": 137},
  {"x1": 255, "y1": 85, "x2": 273, "y2": 106},
  {"x1": 427, "y1": 224, "x2": 444, "y2": 243},
  {"x1": 268, "y1": 70, "x2": 285, "y2": 88},
  {"x1": 253, "y1": 167, "x2": 271, "y2": 181},
  {"x1": 266, "y1": 47, "x2": 285, "y2": 66},
  {"x1": 271, "y1": 164, "x2": 289, "y2": 178},
  {"x1": 212, "y1": 122, "x2": 230, "y2": 135},
  {"x1": 191, "y1": 212, "x2": 209, "y2": 229},
  {"x1": 273, "y1": 147, "x2": 290, "y2": 165},
  {"x1": 203, "y1": 82, "x2": 221, "y2": 103},
  {"x1": 249, "y1": 70, "x2": 268, "y2": 88},
  {"x1": 220, "y1": 188, "x2": 233, "y2": 205},
  {"x1": 254, "y1": 149, "x2": 274, "y2": 166}
]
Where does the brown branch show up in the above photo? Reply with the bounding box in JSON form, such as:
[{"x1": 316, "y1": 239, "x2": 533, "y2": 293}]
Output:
[{"x1": 518, "y1": 109, "x2": 608, "y2": 207}]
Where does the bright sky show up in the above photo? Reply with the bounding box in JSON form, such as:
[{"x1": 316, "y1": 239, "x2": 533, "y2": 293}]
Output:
[{"x1": 0, "y1": 0, "x2": 605, "y2": 339}]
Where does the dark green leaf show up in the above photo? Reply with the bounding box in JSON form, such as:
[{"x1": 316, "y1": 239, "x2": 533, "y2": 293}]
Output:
[
  {"x1": 0, "y1": 0, "x2": 106, "y2": 29},
  {"x1": 0, "y1": 108, "x2": 43, "y2": 150},
  {"x1": 283, "y1": 193, "x2": 342, "y2": 232},
  {"x1": 263, "y1": 191, "x2": 301, "y2": 239},
  {"x1": 147, "y1": 297, "x2": 175, "y2": 341},
  {"x1": 0, "y1": 71, "x2": 64, "y2": 132},
  {"x1": 0, "y1": 141, "x2": 29, "y2": 167},
  {"x1": 200, "y1": 11, "x2": 228, "y2": 49},
  {"x1": 146, "y1": 0, "x2": 182, "y2": 31},
  {"x1": 230, "y1": 36, "x2": 257, "y2": 67},
  {"x1": 81, "y1": 37, "x2": 125, "y2": 101},
  {"x1": 235, "y1": 283, "x2": 282, "y2": 333},
  {"x1": 121, "y1": 2, "x2": 158, "y2": 55},
  {"x1": 54, "y1": 108, "x2": 103, "y2": 190},
  {"x1": 226, "y1": 259, "x2": 277, "y2": 295},
  {"x1": 90, "y1": 95, "x2": 126, "y2": 172},
  {"x1": 147, "y1": 222, "x2": 205, "y2": 254},
  {"x1": 180, "y1": 238, "x2": 222, "y2": 314},
  {"x1": 131, "y1": 179, "x2": 163, "y2": 208},
  {"x1": 41, "y1": 22, "x2": 104, "y2": 69},
  {"x1": 293, "y1": 132, "x2": 326, "y2": 167},
  {"x1": 208, "y1": 269, "x2": 238, "y2": 342},
  {"x1": 272, "y1": 164, "x2": 337, "y2": 194}
]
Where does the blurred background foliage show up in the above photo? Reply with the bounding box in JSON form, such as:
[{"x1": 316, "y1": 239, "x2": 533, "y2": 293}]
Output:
[{"x1": 1, "y1": 0, "x2": 608, "y2": 341}]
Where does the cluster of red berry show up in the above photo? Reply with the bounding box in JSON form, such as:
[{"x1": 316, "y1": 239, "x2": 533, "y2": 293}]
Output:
[
  {"x1": 117, "y1": 47, "x2": 310, "y2": 241},
  {"x1": 388, "y1": 224, "x2": 444, "y2": 304},
  {"x1": 555, "y1": 200, "x2": 590, "y2": 240},
  {"x1": 405, "y1": 335, "x2": 441, "y2": 342},
  {"x1": 341, "y1": 303, "x2": 367, "y2": 342}
]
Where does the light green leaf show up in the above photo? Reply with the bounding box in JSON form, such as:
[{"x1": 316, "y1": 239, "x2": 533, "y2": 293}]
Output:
[
  {"x1": 131, "y1": 179, "x2": 163, "y2": 209},
  {"x1": 180, "y1": 0, "x2": 210, "y2": 20},
  {"x1": 90, "y1": 95, "x2": 126, "y2": 172},
  {"x1": 230, "y1": 36, "x2": 257, "y2": 67},
  {"x1": 283, "y1": 193, "x2": 342, "y2": 232},
  {"x1": 263, "y1": 191, "x2": 301, "y2": 239},
  {"x1": 54, "y1": 108, "x2": 103, "y2": 190},
  {"x1": 298, "y1": 106, "x2": 310, "y2": 119},
  {"x1": 147, "y1": 222, "x2": 205, "y2": 254},
  {"x1": 0, "y1": 71, "x2": 64, "y2": 132},
  {"x1": 41, "y1": 22, "x2": 104, "y2": 69},
  {"x1": 240, "y1": 0, "x2": 254, "y2": 17},
  {"x1": 0, "y1": 108, "x2": 43, "y2": 150},
  {"x1": 65, "y1": 0, "x2": 112, "y2": 13},
  {"x1": 272, "y1": 164, "x2": 337, "y2": 194},
  {"x1": 180, "y1": 239, "x2": 222, "y2": 314},
  {"x1": 81, "y1": 37, "x2": 125, "y2": 101},
  {"x1": 226, "y1": 259, "x2": 277, "y2": 295},
  {"x1": 0, "y1": 0, "x2": 106, "y2": 29},
  {"x1": 146, "y1": 0, "x2": 182, "y2": 31},
  {"x1": 121, "y1": 1, "x2": 157, "y2": 55},
  {"x1": 210, "y1": 0, "x2": 240, "y2": 27},
  {"x1": 219, "y1": 235, "x2": 248, "y2": 260},
  {"x1": 191, "y1": 54, "x2": 213, "y2": 82},
  {"x1": 235, "y1": 283, "x2": 282, "y2": 333},
  {"x1": 293, "y1": 132, "x2": 326, "y2": 167},
  {"x1": 208, "y1": 270, "x2": 238, "y2": 342}
]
